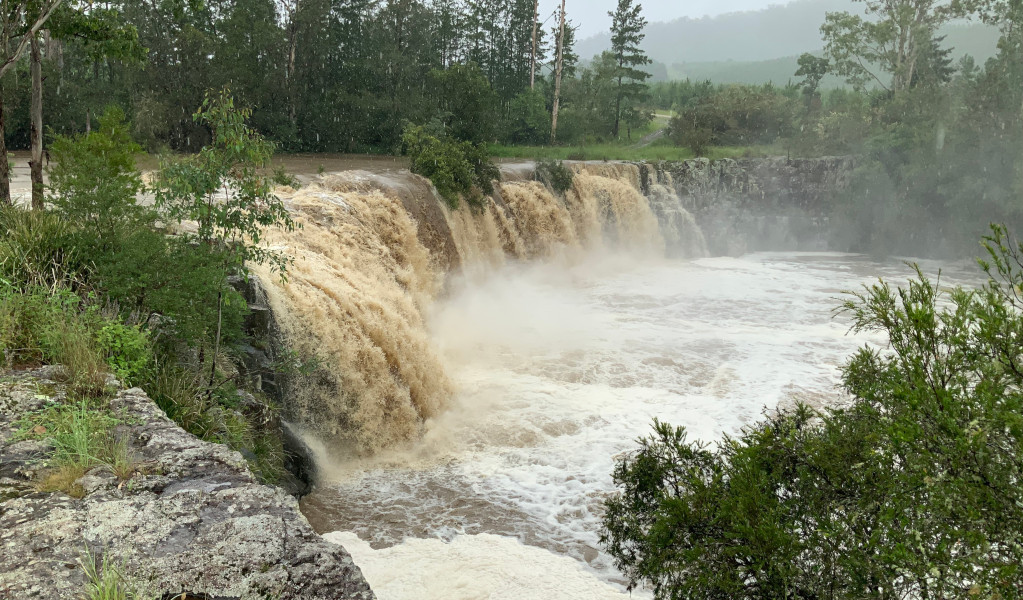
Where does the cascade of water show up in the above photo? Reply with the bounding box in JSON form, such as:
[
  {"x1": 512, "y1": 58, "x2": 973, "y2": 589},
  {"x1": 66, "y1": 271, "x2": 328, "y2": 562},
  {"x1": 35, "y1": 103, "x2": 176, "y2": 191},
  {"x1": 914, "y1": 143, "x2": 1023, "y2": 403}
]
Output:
[
  {"x1": 645, "y1": 176, "x2": 710, "y2": 259},
  {"x1": 253, "y1": 164, "x2": 710, "y2": 452},
  {"x1": 250, "y1": 175, "x2": 452, "y2": 453}
]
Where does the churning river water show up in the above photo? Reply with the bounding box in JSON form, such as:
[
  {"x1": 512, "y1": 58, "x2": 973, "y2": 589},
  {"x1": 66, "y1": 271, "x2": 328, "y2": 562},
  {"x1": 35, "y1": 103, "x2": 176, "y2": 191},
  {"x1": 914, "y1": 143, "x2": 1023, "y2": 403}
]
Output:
[{"x1": 301, "y1": 251, "x2": 973, "y2": 599}]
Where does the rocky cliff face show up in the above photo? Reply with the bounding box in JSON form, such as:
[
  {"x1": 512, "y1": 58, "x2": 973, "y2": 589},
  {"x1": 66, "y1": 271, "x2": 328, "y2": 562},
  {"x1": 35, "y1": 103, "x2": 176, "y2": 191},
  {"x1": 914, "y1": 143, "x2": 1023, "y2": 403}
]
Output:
[
  {"x1": 0, "y1": 368, "x2": 374, "y2": 600},
  {"x1": 638, "y1": 157, "x2": 855, "y2": 255}
]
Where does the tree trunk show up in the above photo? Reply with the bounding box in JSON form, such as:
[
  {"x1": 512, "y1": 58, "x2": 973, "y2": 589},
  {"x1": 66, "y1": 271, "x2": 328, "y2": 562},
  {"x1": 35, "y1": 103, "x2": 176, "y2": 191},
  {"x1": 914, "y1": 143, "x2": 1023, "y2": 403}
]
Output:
[
  {"x1": 0, "y1": 81, "x2": 10, "y2": 208},
  {"x1": 287, "y1": 3, "x2": 298, "y2": 128},
  {"x1": 613, "y1": 76, "x2": 623, "y2": 139},
  {"x1": 29, "y1": 35, "x2": 43, "y2": 211},
  {"x1": 550, "y1": 0, "x2": 566, "y2": 144},
  {"x1": 208, "y1": 288, "x2": 224, "y2": 391},
  {"x1": 529, "y1": 0, "x2": 539, "y2": 89}
]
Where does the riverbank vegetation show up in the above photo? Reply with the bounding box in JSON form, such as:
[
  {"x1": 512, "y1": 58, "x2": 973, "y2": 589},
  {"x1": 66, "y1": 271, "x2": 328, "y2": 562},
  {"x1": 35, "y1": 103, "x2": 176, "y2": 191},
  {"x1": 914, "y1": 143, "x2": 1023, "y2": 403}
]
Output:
[
  {"x1": 602, "y1": 225, "x2": 1023, "y2": 597},
  {"x1": 0, "y1": 94, "x2": 293, "y2": 485}
]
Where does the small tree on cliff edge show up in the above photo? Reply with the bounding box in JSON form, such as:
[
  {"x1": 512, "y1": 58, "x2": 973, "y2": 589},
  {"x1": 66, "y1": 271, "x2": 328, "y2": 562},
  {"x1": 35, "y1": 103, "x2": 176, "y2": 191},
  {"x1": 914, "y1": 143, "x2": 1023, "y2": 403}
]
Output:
[
  {"x1": 608, "y1": 0, "x2": 651, "y2": 139},
  {"x1": 155, "y1": 89, "x2": 296, "y2": 388}
]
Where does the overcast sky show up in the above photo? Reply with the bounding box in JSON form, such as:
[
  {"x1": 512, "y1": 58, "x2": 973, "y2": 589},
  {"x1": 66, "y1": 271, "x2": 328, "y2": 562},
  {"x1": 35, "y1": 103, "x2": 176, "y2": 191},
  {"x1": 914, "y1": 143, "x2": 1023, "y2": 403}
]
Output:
[{"x1": 537, "y1": 0, "x2": 783, "y2": 39}]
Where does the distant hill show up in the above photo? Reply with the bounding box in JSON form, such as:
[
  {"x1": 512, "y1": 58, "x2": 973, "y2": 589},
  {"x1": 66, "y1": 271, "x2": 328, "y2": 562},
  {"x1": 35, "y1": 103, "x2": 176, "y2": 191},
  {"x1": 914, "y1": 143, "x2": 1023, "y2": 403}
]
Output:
[
  {"x1": 666, "y1": 56, "x2": 838, "y2": 87},
  {"x1": 577, "y1": 0, "x2": 1001, "y2": 84},
  {"x1": 577, "y1": 0, "x2": 853, "y2": 64}
]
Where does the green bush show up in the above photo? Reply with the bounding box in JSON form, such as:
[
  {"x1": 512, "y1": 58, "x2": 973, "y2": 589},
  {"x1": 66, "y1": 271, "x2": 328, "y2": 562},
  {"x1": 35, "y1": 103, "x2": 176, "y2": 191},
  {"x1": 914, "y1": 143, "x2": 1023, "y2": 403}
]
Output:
[
  {"x1": 97, "y1": 323, "x2": 154, "y2": 387},
  {"x1": 534, "y1": 158, "x2": 574, "y2": 195},
  {"x1": 602, "y1": 224, "x2": 1023, "y2": 599},
  {"x1": 48, "y1": 106, "x2": 147, "y2": 242},
  {"x1": 402, "y1": 123, "x2": 500, "y2": 209},
  {"x1": 502, "y1": 89, "x2": 551, "y2": 145},
  {"x1": 667, "y1": 84, "x2": 798, "y2": 150},
  {"x1": 271, "y1": 164, "x2": 299, "y2": 188},
  {"x1": 1, "y1": 285, "x2": 118, "y2": 396}
]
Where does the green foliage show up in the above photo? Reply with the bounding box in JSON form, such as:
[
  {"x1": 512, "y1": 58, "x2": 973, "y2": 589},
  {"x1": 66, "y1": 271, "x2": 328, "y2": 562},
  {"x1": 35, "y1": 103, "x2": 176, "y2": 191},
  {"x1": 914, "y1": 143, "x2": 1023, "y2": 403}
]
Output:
[
  {"x1": 794, "y1": 53, "x2": 829, "y2": 101},
  {"x1": 271, "y1": 165, "x2": 299, "y2": 188},
  {"x1": 502, "y1": 89, "x2": 551, "y2": 145},
  {"x1": 822, "y1": 0, "x2": 966, "y2": 93},
  {"x1": 48, "y1": 105, "x2": 146, "y2": 240},
  {"x1": 80, "y1": 549, "x2": 131, "y2": 600},
  {"x1": 0, "y1": 207, "x2": 84, "y2": 290},
  {"x1": 97, "y1": 323, "x2": 154, "y2": 387},
  {"x1": 15, "y1": 390, "x2": 139, "y2": 497},
  {"x1": 3, "y1": 98, "x2": 289, "y2": 487},
  {"x1": 156, "y1": 89, "x2": 296, "y2": 279},
  {"x1": 402, "y1": 123, "x2": 500, "y2": 209},
  {"x1": 431, "y1": 63, "x2": 500, "y2": 145},
  {"x1": 602, "y1": 226, "x2": 1023, "y2": 598},
  {"x1": 533, "y1": 158, "x2": 574, "y2": 195},
  {"x1": 608, "y1": 0, "x2": 652, "y2": 139},
  {"x1": 667, "y1": 84, "x2": 798, "y2": 150},
  {"x1": 145, "y1": 363, "x2": 285, "y2": 483}
]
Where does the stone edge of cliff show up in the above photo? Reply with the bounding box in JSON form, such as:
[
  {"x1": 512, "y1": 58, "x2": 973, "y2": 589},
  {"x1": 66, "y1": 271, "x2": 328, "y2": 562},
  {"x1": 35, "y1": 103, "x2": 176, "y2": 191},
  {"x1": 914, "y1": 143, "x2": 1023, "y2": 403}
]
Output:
[{"x1": 0, "y1": 367, "x2": 375, "y2": 600}]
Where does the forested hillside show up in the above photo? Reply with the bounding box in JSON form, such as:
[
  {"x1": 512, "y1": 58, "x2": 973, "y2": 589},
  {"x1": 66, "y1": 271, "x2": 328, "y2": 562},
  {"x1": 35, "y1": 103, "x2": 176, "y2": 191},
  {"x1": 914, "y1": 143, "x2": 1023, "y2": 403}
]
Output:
[{"x1": 577, "y1": 0, "x2": 999, "y2": 67}]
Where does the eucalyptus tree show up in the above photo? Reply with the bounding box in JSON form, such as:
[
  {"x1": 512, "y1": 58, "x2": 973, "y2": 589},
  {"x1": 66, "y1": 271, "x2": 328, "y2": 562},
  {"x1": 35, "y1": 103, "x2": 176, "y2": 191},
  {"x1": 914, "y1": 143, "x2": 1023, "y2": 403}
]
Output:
[
  {"x1": 821, "y1": 0, "x2": 965, "y2": 93},
  {"x1": 26, "y1": 1, "x2": 141, "y2": 210},
  {"x1": 118, "y1": 0, "x2": 219, "y2": 150},
  {"x1": 0, "y1": 0, "x2": 62, "y2": 207},
  {"x1": 214, "y1": 0, "x2": 288, "y2": 142}
]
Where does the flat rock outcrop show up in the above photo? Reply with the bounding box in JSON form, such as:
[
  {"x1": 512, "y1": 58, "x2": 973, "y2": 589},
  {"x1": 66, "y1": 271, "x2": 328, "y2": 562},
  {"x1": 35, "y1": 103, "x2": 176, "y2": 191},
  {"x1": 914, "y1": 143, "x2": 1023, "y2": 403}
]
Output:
[{"x1": 0, "y1": 369, "x2": 374, "y2": 600}]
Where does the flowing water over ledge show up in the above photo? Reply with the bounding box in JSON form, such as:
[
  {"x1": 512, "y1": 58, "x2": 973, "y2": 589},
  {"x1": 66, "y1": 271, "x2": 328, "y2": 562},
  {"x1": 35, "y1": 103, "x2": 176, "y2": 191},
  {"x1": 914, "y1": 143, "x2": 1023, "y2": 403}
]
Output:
[
  {"x1": 247, "y1": 161, "x2": 976, "y2": 598},
  {"x1": 303, "y1": 253, "x2": 974, "y2": 598}
]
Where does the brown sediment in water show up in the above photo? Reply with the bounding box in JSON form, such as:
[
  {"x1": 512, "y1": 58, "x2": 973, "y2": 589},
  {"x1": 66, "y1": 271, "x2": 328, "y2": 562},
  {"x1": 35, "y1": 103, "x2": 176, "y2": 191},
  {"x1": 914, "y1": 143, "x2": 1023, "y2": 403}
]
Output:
[
  {"x1": 251, "y1": 176, "x2": 451, "y2": 453},
  {"x1": 253, "y1": 162, "x2": 704, "y2": 453}
]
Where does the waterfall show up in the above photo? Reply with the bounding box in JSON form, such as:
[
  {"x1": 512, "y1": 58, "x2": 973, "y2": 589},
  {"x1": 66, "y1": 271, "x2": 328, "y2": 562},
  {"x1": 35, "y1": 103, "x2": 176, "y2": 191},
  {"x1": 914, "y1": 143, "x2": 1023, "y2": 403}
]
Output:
[
  {"x1": 644, "y1": 171, "x2": 709, "y2": 259},
  {"x1": 250, "y1": 175, "x2": 451, "y2": 453},
  {"x1": 252, "y1": 163, "x2": 710, "y2": 454}
]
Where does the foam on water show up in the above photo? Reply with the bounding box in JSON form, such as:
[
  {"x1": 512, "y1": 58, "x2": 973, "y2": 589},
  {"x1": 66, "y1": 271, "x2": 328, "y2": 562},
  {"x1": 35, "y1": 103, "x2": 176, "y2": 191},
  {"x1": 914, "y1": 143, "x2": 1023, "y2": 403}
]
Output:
[
  {"x1": 305, "y1": 251, "x2": 980, "y2": 597},
  {"x1": 324, "y1": 531, "x2": 635, "y2": 600}
]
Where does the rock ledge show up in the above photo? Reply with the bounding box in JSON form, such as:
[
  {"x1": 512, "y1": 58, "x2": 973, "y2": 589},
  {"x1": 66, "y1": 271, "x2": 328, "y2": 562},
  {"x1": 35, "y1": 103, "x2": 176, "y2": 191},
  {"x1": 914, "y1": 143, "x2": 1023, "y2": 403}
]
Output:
[{"x1": 0, "y1": 369, "x2": 374, "y2": 600}]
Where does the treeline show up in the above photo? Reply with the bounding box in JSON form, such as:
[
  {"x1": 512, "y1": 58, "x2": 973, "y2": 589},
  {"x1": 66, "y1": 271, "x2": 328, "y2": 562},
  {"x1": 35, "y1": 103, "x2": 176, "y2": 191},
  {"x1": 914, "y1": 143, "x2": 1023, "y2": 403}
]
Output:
[{"x1": 1, "y1": 0, "x2": 660, "y2": 158}]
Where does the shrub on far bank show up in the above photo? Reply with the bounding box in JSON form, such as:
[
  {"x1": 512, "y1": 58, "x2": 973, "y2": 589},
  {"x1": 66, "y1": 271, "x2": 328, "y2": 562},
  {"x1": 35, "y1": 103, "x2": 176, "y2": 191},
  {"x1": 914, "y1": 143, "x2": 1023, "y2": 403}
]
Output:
[
  {"x1": 534, "y1": 158, "x2": 574, "y2": 195},
  {"x1": 402, "y1": 123, "x2": 500, "y2": 209}
]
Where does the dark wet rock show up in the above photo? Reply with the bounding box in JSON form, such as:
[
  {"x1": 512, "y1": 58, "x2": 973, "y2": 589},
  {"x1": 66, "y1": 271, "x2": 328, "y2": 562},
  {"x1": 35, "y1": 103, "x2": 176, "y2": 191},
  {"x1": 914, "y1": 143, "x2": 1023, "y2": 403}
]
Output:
[
  {"x1": 0, "y1": 371, "x2": 375, "y2": 600},
  {"x1": 638, "y1": 157, "x2": 855, "y2": 256}
]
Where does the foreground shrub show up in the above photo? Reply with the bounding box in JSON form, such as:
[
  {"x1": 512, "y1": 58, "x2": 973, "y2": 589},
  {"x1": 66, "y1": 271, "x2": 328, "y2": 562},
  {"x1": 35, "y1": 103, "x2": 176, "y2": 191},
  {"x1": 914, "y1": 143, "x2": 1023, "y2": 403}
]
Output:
[
  {"x1": 602, "y1": 224, "x2": 1023, "y2": 598},
  {"x1": 97, "y1": 323, "x2": 154, "y2": 387}
]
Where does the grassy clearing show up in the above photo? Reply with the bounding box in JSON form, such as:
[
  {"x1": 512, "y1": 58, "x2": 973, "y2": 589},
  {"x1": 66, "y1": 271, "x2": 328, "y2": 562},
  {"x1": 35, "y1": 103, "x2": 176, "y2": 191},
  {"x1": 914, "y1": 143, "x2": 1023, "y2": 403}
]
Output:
[{"x1": 489, "y1": 141, "x2": 786, "y2": 162}]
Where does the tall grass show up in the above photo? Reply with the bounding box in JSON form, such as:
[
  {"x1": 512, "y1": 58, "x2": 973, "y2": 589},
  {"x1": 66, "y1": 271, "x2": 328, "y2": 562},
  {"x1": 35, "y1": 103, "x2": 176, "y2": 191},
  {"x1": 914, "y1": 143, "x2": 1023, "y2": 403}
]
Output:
[
  {"x1": 21, "y1": 398, "x2": 132, "y2": 493},
  {"x1": 80, "y1": 548, "x2": 130, "y2": 600},
  {"x1": 0, "y1": 207, "x2": 85, "y2": 290}
]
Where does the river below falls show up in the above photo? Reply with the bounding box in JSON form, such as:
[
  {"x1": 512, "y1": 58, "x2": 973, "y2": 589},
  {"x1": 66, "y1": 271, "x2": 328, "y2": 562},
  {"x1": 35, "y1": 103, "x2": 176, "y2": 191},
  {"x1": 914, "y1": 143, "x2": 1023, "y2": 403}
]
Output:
[{"x1": 303, "y1": 251, "x2": 976, "y2": 599}]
